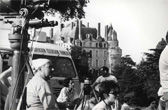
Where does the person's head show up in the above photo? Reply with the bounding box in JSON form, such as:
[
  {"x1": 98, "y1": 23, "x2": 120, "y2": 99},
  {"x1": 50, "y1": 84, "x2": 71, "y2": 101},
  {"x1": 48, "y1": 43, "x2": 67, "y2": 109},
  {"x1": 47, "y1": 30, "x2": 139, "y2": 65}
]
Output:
[
  {"x1": 32, "y1": 58, "x2": 54, "y2": 80},
  {"x1": 122, "y1": 97, "x2": 129, "y2": 105},
  {"x1": 148, "y1": 97, "x2": 157, "y2": 108},
  {"x1": 150, "y1": 100, "x2": 157, "y2": 108},
  {"x1": 63, "y1": 77, "x2": 74, "y2": 89},
  {"x1": 99, "y1": 66, "x2": 109, "y2": 76},
  {"x1": 99, "y1": 80, "x2": 120, "y2": 105}
]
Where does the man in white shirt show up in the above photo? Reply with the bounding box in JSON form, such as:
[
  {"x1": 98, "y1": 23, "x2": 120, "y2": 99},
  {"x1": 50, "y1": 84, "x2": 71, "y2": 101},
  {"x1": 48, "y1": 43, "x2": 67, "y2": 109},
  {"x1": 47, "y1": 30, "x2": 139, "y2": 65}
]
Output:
[
  {"x1": 26, "y1": 58, "x2": 59, "y2": 110},
  {"x1": 91, "y1": 66, "x2": 117, "y2": 92},
  {"x1": 159, "y1": 32, "x2": 168, "y2": 110}
]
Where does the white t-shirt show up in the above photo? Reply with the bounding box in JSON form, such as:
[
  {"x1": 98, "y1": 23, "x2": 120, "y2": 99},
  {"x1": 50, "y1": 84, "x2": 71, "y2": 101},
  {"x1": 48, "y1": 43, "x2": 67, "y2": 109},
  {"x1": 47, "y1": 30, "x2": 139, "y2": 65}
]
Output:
[
  {"x1": 159, "y1": 45, "x2": 168, "y2": 93},
  {"x1": 57, "y1": 87, "x2": 78, "y2": 103},
  {"x1": 121, "y1": 103, "x2": 130, "y2": 110},
  {"x1": 26, "y1": 74, "x2": 59, "y2": 110},
  {"x1": 92, "y1": 101, "x2": 111, "y2": 110}
]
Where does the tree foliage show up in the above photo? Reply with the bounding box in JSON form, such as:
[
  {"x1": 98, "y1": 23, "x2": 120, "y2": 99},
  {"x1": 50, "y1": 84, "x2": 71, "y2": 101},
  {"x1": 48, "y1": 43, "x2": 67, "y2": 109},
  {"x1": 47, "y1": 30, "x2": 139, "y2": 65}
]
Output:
[
  {"x1": 49, "y1": 0, "x2": 90, "y2": 20},
  {"x1": 135, "y1": 38, "x2": 166, "y2": 105},
  {"x1": 135, "y1": 49, "x2": 163, "y2": 105},
  {"x1": 113, "y1": 37, "x2": 167, "y2": 107},
  {"x1": 113, "y1": 55, "x2": 138, "y2": 105},
  {"x1": 70, "y1": 46, "x2": 91, "y2": 82}
]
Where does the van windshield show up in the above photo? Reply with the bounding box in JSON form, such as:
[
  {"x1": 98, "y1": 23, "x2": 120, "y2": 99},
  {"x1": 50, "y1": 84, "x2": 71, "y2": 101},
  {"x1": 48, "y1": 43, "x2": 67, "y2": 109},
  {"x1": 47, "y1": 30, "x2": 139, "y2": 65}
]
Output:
[{"x1": 33, "y1": 55, "x2": 76, "y2": 78}]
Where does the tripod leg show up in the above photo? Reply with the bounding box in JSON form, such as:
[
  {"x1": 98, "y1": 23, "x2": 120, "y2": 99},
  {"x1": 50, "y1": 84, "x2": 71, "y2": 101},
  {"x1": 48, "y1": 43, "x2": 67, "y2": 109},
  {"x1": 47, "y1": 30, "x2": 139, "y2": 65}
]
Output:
[
  {"x1": 92, "y1": 89, "x2": 99, "y2": 103},
  {"x1": 81, "y1": 95, "x2": 85, "y2": 110},
  {"x1": 73, "y1": 89, "x2": 83, "y2": 110}
]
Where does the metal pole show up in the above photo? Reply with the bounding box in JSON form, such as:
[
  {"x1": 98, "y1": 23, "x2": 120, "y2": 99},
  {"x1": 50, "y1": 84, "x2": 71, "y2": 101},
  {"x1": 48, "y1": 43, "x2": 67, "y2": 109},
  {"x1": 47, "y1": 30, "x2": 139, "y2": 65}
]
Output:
[{"x1": 5, "y1": 19, "x2": 29, "y2": 110}]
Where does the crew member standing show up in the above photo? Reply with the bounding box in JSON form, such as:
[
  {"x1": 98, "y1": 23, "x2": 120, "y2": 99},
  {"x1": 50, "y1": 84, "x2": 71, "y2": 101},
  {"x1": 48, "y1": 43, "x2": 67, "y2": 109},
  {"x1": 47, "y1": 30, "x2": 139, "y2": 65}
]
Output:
[
  {"x1": 159, "y1": 32, "x2": 168, "y2": 110},
  {"x1": 91, "y1": 66, "x2": 117, "y2": 92},
  {"x1": 26, "y1": 58, "x2": 59, "y2": 110}
]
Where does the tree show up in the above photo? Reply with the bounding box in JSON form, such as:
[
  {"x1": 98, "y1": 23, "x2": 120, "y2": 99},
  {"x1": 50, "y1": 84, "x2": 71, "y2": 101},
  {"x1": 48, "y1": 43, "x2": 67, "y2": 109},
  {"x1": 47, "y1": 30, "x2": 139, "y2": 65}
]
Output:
[
  {"x1": 113, "y1": 38, "x2": 167, "y2": 107},
  {"x1": 135, "y1": 49, "x2": 162, "y2": 106},
  {"x1": 49, "y1": 0, "x2": 90, "y2": 21},
  {"x1": 136, "y1": 38, "x2": 167, "y2": 105},
  {"x1": 113, "y1": 55, "x2": 138, "y2": 105},
  {"x1": 70, "y1": 46, "x2": 91, "y2": 82}
]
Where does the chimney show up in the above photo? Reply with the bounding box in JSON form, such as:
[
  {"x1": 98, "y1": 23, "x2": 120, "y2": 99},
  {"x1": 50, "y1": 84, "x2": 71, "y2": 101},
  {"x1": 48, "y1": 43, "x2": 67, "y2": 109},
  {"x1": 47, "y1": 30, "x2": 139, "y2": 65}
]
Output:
[
  {"x1": 87, "y1": 22, "x2": 89, "y2": 28},
  {"x1": 78, "y1": 20, "x2": 82, "y2": 40},
  {"x1": 105, "y1": 25, "x2": 108, "y2": 41},
  {"x1": 97, "y1": 23, "x2": 101, "y2": 38}
]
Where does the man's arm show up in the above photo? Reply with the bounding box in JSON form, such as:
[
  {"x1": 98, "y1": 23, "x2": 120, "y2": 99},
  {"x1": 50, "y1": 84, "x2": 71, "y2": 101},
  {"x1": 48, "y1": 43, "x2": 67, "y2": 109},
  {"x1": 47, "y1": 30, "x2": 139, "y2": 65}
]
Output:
[
  {"x1": 57, "y1": 87, "x2": 68, "y2": 102},
  {"x1": 91, "y1": 81, "x2": 98, "y2": 89},
  {"x1": 91, "y1": 76, "x2": 101, "y2": 89}
]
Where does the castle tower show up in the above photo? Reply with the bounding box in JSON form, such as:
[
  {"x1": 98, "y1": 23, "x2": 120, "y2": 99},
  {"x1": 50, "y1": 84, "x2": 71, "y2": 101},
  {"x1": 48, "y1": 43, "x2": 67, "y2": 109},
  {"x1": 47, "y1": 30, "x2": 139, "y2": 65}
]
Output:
[{"x1": 107, "y1": 24, "x2": 122, "y2": 72}]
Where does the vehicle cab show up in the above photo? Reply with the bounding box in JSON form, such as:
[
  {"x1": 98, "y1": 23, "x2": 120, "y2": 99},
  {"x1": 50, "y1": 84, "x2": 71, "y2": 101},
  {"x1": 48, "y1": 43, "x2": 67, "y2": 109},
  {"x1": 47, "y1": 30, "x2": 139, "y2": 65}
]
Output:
[
  {"x1": 0, "y1": 23, "x2": 81, "y2": 98},
  {"x1": 28, "y1": 42, "x2": 81, "y2": 96}
]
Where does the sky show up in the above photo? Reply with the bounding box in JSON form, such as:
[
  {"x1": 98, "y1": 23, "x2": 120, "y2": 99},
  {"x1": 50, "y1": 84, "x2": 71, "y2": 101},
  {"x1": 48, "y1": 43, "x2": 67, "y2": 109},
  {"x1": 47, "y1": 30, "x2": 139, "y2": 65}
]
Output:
[
  {"x1": 1, "y1": 0, "x2": 168, "y2": 64},
  {"x1": 78, "y1": 0, "x2": 168, "y2": 63}
]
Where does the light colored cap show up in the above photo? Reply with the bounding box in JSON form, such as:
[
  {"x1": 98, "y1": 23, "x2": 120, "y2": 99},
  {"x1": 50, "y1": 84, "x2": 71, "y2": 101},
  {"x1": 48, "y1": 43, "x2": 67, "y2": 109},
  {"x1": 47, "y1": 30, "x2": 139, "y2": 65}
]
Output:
[
  {"x1": 32, "y1": 58, "x2": 51, "y2": 71},
  {"x1": 158, "y1": 87, "x2": 163, "y2": 96}
]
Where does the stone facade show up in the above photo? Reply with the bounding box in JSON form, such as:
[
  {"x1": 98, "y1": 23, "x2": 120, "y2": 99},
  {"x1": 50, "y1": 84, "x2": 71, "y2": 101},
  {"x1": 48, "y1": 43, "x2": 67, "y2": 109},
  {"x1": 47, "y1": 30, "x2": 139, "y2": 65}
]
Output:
[
  {"x1": 106, "y1": 24, "x2": 122, "y2": 71},
  {"x1": 54, "y1": 20, "x2": 122, "y2": 73}
]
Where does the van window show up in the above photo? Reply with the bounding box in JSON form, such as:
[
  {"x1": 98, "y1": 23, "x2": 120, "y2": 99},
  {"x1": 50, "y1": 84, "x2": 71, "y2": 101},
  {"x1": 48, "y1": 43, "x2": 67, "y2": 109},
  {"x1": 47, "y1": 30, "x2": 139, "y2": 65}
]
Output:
[{"x1": 33, "y1": 55, "x2": 76, "y2": 78}]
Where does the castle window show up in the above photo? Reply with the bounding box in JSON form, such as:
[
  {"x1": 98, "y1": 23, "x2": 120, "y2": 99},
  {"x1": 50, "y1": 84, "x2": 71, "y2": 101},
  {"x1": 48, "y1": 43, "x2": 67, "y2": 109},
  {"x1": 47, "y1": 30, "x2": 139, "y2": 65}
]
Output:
[
  {"x1": 96, "y1": 60, "x2": 98, "y2": 67},
  {"x1": 104, "y1": 51, "x2": 106, "y2": 57},
  {"x1": 96, "y1": 43, "x2": 98, "y2": 47},
  {"x1": 104, "y1": 44, "x2": 106, "y2": 48},
  {"x1": 89, "y1": 42, "x2": 92, "y2": 47},
  {"x1": 80, "y1": 42, "x2": 82, "y2": 46},
  {"x1": 104, "y1": 60, "x2": 106, "y2": 66},
  {"x1": 96, "y1": 50, "x2": 98, "y2": 57},
  {"x1": 99, "y1": 43, "x2": 102, "y2": 48},
  {"x1": 90, "y1": 50, "x2": 92, "y2": 58}
]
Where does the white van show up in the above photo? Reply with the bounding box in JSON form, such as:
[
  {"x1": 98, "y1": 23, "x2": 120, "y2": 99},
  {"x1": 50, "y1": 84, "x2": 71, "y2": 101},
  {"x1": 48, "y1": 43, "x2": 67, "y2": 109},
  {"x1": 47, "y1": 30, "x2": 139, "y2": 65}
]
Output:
[{"x1": 0, "y1": 28, "x2": 81, "y2": 97}]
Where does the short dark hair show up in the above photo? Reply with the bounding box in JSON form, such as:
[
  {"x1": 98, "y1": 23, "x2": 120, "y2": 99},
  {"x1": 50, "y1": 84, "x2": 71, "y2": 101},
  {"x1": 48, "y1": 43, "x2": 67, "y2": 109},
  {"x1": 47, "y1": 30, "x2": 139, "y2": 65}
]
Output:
[
  {"x1": 100, "y1": 66, "x2": 109, "y2": 72},
  {"x1": 99, "y1": 80, "x2": 120, "y2": 99},
  {"x1": 63, "y1": 77, "x2": 73, "y2": 87}
]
